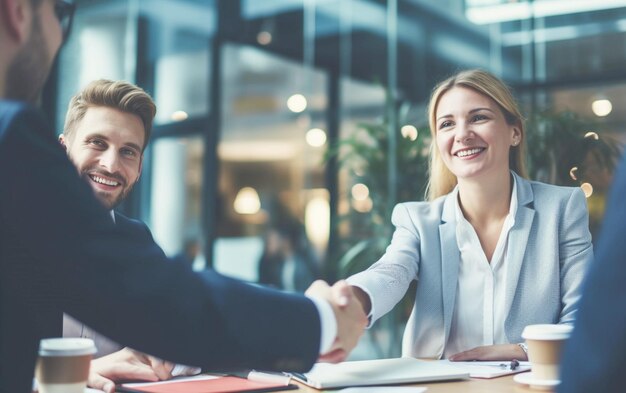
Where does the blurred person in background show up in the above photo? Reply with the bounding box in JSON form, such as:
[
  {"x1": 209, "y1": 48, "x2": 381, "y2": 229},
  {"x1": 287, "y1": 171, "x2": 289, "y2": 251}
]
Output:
[{"x1": 258, "y1": 218, "x2": 319, "y2": 293}]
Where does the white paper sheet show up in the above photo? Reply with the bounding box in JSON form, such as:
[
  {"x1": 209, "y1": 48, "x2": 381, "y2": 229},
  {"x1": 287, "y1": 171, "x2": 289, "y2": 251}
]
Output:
[{"x1": 338, "y1": 387, "x2": 427, "y2": 393}]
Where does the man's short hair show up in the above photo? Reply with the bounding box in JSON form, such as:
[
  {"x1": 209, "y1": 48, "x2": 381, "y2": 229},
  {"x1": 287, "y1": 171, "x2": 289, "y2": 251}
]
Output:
[{"x1": 63, "y1": 80, "x2": 157, "y2": 151}]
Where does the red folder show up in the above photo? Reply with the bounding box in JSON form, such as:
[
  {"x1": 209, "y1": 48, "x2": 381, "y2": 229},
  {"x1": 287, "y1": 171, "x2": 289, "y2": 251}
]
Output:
[{"x1": 117, "y1": 376, "x2": 298, "y2": 393}]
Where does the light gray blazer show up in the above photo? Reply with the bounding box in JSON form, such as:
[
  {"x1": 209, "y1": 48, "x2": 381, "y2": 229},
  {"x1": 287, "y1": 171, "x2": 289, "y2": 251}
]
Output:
[{"x1": 348, "y1": 172, "x2": 593, "y2": 359}]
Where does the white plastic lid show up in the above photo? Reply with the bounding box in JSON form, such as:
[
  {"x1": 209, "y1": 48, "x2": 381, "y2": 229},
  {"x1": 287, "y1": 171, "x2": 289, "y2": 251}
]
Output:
[
  {"x1": 522, "y1": 324, "x2": 573, "y2": 340},
  {"x1": 38, "y1": 338, "x2": 97, "y2": 357}
]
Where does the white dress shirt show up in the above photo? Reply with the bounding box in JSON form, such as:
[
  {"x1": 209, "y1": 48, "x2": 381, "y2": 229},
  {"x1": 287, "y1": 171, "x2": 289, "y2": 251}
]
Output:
[
  {"x1": 444, "y1": 178, "x2": 518, "y2": 358},
  {"x1": 307, "y1": 295, "x2": 337, "y2": 353}
]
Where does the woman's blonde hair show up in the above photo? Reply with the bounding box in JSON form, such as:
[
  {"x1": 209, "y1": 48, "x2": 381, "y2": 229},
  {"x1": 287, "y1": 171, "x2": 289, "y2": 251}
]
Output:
[{"x1": 426, "y1": 69, "x2": 528, "y2": 200}]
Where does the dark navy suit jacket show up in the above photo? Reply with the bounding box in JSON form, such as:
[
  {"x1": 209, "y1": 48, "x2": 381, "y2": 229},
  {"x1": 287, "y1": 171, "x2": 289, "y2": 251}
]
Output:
[
  {"x1": 62, "y1": 212, "x2": 164, "y2": 357},
  {"x1": 0, "y1": 101, "x2": 320, "y2": 392},
  {"x1": 559, "y1": 152, "x2": 626, "y2": 392}
]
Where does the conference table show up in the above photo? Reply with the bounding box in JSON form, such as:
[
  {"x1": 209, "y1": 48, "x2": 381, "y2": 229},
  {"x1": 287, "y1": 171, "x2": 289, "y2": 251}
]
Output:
[
  {"x1": 294, "y1": 373, "x2": 543, "y2": 392},
  {"x1": 104, "y1": 372, "x2": 543, "y2": 393}
]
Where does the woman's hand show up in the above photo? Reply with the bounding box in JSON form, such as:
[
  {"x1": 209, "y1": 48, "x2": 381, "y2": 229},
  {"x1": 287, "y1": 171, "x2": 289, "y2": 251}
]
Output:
[{"x1": 449, "y1": 344, "x2": 527, "y2": 361}]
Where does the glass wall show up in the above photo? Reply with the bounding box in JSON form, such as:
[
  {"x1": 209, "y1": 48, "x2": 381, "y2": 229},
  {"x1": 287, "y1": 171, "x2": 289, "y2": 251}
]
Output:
[
  {"x1": 214, "y1": 43, "x2": 328, "y2": 284},
  {"x1": 138, "y1": 0, "x2": 215, "y2": 262},
  {"x1": 56, "y1": 0, "x2": 132, "y2": 132}
]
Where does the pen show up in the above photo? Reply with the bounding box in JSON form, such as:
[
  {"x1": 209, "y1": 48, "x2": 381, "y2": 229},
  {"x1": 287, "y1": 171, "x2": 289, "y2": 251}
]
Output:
[
  {"x1": 289, "y1": 372, "x2": 308, "y2": 383},
  {"x1": 497, "y1": 360, "x2": 519, "y2": 370}
]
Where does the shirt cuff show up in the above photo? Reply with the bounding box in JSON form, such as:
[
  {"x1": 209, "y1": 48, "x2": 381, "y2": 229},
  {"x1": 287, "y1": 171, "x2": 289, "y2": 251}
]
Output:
[{"x1": 306, "y1": 295, "x2": 337, "y2": 354}]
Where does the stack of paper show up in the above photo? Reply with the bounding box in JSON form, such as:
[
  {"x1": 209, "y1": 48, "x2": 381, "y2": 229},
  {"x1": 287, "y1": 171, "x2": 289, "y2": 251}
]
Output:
[{"x1": 292, "y1": 357, "x2": 468, "y2": 389}]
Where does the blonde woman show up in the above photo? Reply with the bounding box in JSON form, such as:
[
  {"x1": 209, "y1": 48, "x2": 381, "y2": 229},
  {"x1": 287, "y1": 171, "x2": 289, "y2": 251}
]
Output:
[{"x1": 347, "y1": 69, "x2": 593, "y2": 361}]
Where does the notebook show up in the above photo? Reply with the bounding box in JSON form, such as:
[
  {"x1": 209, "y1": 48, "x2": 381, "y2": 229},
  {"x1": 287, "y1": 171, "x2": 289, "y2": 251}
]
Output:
[
  {"x1": 291, "y1": 357, "x2": 469, "y2": 389},
  {"x1": 117, "y1": 375, "x2": 298, "y2": 393}
]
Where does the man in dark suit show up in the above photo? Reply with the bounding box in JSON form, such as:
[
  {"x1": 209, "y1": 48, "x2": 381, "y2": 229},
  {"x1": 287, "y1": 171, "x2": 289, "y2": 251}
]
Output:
[
  {"x1": 0, "y1": 1, "x2": 368, "y2": 392},
  {"x1": 59, "y1": 79, "x2": 201, "y2": 390},
  {"x1": 559, "y1": 153, "x2": 626, "y2": 392}
]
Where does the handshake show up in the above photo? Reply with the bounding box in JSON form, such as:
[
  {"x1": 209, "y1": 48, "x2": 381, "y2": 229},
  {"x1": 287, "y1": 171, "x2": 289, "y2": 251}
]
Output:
[{"x1": 305, "y1": 280, "x2": 370, "y2": 363}]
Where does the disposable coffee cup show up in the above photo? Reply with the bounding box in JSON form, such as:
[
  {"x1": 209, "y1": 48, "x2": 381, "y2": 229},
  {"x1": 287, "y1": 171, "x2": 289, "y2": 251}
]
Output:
[
  {"x1": 35, "y1": 338, "x2": 96, "y2": 393},
  {"x1": 522, "y1": 324, "x2": 573, "y2": 382}
]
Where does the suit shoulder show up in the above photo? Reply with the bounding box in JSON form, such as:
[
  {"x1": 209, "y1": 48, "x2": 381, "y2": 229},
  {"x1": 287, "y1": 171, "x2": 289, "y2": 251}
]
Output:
[
  {"x1": 114, "y1": 212, "x2": 153, "y2": 236},
  {"x1": 526, "y1": 178, "x2": 583, "y2": 201},
  {"x1": 0, "y1": 101, "x2": 47, "y2": 126},
  {"x1": 392, "y1": 199, "x2": 444, "y2": 225},
  {"x1": 0, "y1": 100, "x2": 52, "y2": 145}
]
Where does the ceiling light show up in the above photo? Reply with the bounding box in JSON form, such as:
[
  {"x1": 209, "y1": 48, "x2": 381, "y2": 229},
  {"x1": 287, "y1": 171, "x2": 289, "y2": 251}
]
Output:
[
  {"x1": 306, "y1": 128, "x2": 327, "y2": 147},
  {"x1": 591, "y1": 99, "x2": 612, "y2": 117},
  {"x1": 257, "y1": 31, "x2": 272, "y2": 45},
  {"x1": 466, "y1": 0, "x2": 626, "y2": 25},
  {"x1": 287, "y1": 94, "x2": 307, "y2": 113},
  {"x1": 171, "y1": 111, "x2": 189, "y2": 122},
  {"x1": 305, "y1": 196, "x2": 330, "y2": 249},
  {"x1": 233, "y1": 187, "x2": 261, "y2": 215}
]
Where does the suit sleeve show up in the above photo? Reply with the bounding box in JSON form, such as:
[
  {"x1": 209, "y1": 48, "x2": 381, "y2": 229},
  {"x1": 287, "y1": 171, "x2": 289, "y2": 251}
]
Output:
[
  {"x1": 559, "y1": 157, "x2": 626, "y2": 393},
  {"x1": 557, "y1": 188, "x2": 594, "y2": 325},
  {"x1": 0, "y1": 105, "x2": 320, "y2": 372}
]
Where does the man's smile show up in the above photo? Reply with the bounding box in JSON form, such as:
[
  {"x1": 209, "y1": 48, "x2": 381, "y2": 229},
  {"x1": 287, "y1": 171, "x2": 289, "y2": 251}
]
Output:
[{"x1": 89, "y1": 174, "x2": 120, "y2": 187}]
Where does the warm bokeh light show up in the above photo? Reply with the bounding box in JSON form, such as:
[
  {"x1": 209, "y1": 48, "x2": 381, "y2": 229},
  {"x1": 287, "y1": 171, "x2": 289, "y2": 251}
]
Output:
[
  {"x1": 591, "y1": 99, "x2": 612, "y2": 117},
  {"x1": 257, "y1": 31, "x2": 272, "y2": 45},
  {"x1": 305, "y1": 196, "x2": 330, "y2": 251},
  {"x1": 569, "y1": 166, "x2": 578, "y2": 181},
  {"x1": 580, "y1": 182, "x2": 593, "y2": 198},
  {"x1": 401, "y1": 125, "x2": 419, "y2": 141},
  {"x1": 233, "y1": 187, "x2": 261, "y2": 214},
  {"x1": 171, "y1": 110, "x2": 189, "y2": 122},
  {"x1": 351, "y1": 183, "x2": 370, "y2": 201},
  {"x1": 287, "y1": 94, "x2": 307, "y2": 113},
  {"x1": 306, "y1": 128, "x2": 327, "y2": 147},
  {"x1": 352, "y1": 197, "x2": 373, "y2": 213},
  {"x1": 584, "y1": 131, "x2": 599, "y2": 140}
]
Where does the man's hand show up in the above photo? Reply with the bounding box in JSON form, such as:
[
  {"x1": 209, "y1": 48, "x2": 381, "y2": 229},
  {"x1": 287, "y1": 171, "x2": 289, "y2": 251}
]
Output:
[
  {"x1": 448, "y1": 344, "x2": 527, "y2": 361},
  {"x1": 306, "y1": 280, "x2": 368, "y2": 363},
  {"x1": 88, "y1": 348, "x2": 174, "y2": 393}
]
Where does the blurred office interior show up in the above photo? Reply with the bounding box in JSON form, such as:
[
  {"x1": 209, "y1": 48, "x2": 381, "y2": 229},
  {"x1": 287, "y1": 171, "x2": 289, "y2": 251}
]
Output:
[{"x1": 45, "y1": 0, "x2": 626, "y2": 358}]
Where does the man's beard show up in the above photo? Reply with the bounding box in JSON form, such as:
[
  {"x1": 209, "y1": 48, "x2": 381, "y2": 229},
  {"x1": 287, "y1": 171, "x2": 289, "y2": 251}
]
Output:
[
  {"x1": 93, "y1": 188, "x2": 132, "y2": 211},
  {"x1": 81, "y1": 171, "x2": 133, "y2": 210},
  {"x1": 6, "y1": 12, "x2": 53, "y2": 102}
]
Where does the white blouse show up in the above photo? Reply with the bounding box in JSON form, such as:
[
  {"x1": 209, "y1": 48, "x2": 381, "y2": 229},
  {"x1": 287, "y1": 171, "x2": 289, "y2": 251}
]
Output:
[{"x1": 444, "y1": 178, "x2": 518, "y2": 358}]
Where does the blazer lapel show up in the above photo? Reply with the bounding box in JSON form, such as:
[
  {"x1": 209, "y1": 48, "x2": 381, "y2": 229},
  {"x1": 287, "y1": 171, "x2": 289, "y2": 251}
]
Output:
[
  {"x1": 440, "y1": 192, "x2": 460, "y2": 344},
  {"x1": 504, "y1": 174, "x2": 536, "y2": 319}
]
